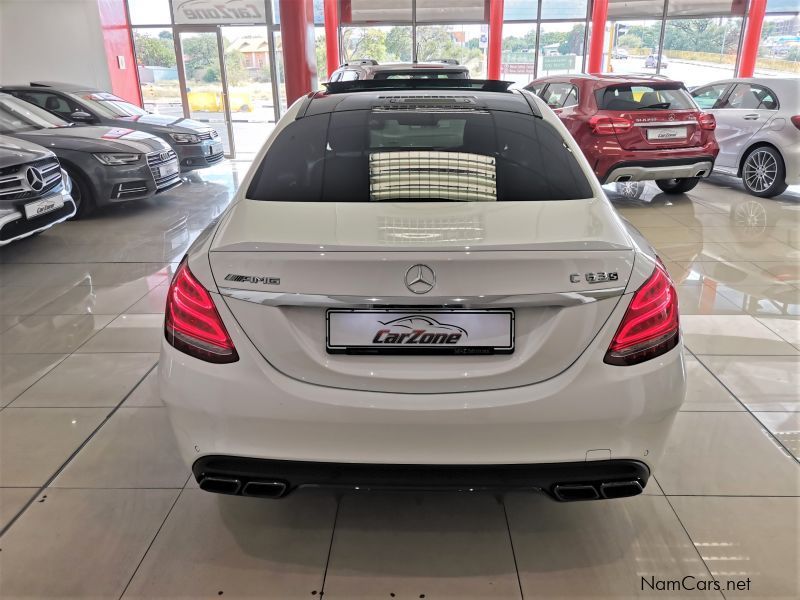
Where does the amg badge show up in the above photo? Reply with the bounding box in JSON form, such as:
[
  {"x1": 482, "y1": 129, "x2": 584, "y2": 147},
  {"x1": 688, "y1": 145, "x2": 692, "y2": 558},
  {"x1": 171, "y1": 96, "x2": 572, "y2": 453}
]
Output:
[{"x1": 224, "y1": 274, "x2": 280, "y2": 285}]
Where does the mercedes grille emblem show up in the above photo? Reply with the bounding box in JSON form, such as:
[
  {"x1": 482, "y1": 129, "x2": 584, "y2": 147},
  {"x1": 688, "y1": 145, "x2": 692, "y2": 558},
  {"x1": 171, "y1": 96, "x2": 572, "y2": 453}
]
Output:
[
  {"x1": 25, "y1": 167, "x2": 45, "y2": 192},
  {"x1": 405, "y1": 264, "x2": 436, "y2": 294}
]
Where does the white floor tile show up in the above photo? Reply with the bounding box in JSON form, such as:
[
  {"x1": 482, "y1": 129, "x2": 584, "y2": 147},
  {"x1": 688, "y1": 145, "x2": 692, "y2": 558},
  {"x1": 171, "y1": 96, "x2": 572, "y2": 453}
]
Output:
[
  {"x1": 682, "y1": 315, "x2": 799, "y2": 356},
  {"x1": 11, "y1": 353, "x2": 156, "y2": 408},
  {"x1": 0, "y1": 354, "x2": 66, "y2": 407},
  {"x1": 122, "y1": 490, "x2": 335, "y2": 599},
  {"x1": 323, "y1": 493, "x2": 521, "y2": 599},
  {"x1": 506, "y1": 494, "x2": 718, "y2": 598},
  {"x1": 0, "y1": 407, "x2": 108, "y2": 487},
  {"x1": 656, "y1": 412, "x2": 800, "y2": 496},
  {"x1": 0, "y1": 488, "x2": 178, "y2": 599},
  {"x1": 700, "y1": 356, "x2": 800, "y2": 411},
  {"x1": 670, "y1": 497, "x2": 800, "y2": 599},
  {"x1": 54, "y1": 407, "x2": 190, "y2": 488}
]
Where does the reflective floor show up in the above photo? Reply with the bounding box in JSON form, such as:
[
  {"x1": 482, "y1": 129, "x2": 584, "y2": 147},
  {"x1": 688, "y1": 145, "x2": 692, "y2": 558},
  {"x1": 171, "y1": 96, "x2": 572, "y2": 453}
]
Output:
[{"x1": 0, "y1": 165, "x2": 798, "y2": 599}]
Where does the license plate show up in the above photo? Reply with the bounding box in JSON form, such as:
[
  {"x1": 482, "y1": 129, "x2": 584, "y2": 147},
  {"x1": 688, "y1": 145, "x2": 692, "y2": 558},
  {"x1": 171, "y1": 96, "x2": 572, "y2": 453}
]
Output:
[
  {"x1": 158, "y1": 162, "x2": 179, "y2": 178},
  {"x1": 208, "y1": 143, "x2": 223, "y2": 156},
  {"x1": 24, "y1": 196, "x2": 63, "y2": 219},
  {"x1": 647, "y1": 126, "x2": 687, "y2": 141},
  {"x1": 327, "y1": 309, "x2": 514, "y2": 355}
]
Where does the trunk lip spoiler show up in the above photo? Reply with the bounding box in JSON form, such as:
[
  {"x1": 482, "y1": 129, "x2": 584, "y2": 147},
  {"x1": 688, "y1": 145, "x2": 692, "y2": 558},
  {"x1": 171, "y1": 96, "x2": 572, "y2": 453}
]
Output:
[{"x1": 217, "y1": 287, "x2": 625, "y2": 309}]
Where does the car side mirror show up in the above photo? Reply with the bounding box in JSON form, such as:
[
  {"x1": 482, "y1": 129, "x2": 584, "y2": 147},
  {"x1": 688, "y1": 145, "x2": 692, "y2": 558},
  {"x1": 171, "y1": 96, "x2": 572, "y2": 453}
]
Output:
[{"x1": 70, "y1": 111, "x2": 94, "y2": 123}]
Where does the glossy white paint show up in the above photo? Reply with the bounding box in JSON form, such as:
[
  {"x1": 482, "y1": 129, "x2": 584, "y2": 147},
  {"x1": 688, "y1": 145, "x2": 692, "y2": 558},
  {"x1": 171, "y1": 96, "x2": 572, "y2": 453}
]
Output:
[{"x1": 161, "y1": 90, "x2": 685, "y2": 478}]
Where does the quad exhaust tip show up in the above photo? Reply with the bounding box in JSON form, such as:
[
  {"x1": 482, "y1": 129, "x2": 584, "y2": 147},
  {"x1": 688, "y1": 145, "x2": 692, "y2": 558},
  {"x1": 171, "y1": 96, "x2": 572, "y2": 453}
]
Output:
[
  {"x1": 552, "y1": 480, "x2": 643, "y2": 502},
  {"x1": 242, "y1": 480, "x2": 288, "y2": 499},
  {"x1": 199, "y1": 476, "x2": 242, "y2": 495},
  {"x1": 198, "y1": 476, "x2": 288, "y2": 499}
]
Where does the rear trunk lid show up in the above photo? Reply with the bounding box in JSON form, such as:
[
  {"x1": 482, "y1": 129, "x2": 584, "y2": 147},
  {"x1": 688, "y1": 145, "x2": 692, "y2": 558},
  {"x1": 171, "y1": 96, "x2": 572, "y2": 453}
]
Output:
[
  {"x1": 596, "y1": 83, "x2": 707, "y2": 151},
  {"x1": 208, "y1": 200, "x2": 635, "y2": 393}
]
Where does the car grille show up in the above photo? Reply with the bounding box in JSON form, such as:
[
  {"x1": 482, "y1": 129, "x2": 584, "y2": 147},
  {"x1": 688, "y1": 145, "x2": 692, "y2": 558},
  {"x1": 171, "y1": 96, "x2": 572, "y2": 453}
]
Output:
[
  {"x1": 146, "y1": 149, "x2": 182, "y2": 191},
  {"x1": 197, "y1": 130, "x2": 220, "y2": 141},
  {"x1": 206, "y1": 150, "x2": 225, "y2": 165},
  {"x1": 0, "y1": 158, "x2": 63, "y2": 202}
]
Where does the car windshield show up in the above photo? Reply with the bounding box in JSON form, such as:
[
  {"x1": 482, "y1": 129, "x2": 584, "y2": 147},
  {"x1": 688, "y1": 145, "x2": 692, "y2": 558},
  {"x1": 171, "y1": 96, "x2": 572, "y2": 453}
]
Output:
[
  {"x1": 247, "y1": 108, "x2": 593, "y2": 202},
  {"x1": 0, "y1": 94, "x2": 70, "y2": 133},
  {"x1": 68, "y1": 92, "x2": 149, "y2": 118},
  {"x1": 597, "y1": 85, "x2": 695, "y2": 111}
]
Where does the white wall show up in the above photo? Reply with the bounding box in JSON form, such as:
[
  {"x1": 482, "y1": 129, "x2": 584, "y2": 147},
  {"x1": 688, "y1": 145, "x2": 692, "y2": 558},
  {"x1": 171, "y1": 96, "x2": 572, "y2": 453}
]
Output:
[{"x1": 0, "y1": 0, "x2": 111, "y2": 89}]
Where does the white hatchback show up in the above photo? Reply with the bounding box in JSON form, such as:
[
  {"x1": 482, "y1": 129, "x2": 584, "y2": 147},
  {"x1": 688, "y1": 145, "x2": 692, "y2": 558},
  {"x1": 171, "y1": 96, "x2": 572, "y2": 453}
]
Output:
[{"x1": 160, "y1": 80, "x2": 686, "y2": 502}]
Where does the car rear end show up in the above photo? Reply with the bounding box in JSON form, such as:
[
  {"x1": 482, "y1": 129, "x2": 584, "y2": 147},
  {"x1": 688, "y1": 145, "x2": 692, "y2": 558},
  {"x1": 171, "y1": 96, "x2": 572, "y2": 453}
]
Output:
[
  {"x1": 0, "y1": 136, "x2": 75, "y2": 245},
  {"x1": 578, "y1": 79, "x2": 718, "y2": 184},
  {"x1": 160, "y1": 85, "x2": 685, "y2": 501}
]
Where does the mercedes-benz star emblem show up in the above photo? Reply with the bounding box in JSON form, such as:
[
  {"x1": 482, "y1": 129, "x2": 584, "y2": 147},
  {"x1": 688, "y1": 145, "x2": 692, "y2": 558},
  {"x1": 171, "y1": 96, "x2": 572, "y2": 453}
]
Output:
[
  {"x1": 405, "y1": 264, "x2": 436, "y2": 294},
  {"x1": 25, "y1": 167, "x2": 45, "y2": 192}
]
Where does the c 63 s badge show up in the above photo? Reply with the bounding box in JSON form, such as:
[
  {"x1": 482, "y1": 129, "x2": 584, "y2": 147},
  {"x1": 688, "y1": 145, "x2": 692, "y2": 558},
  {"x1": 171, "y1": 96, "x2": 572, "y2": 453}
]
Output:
[
  {"x1": 570, "y1": 272, "x2": 619, "y2": 284},
  {"x1": 224, "y1": 274, "x2": 280, "y2": 285}
]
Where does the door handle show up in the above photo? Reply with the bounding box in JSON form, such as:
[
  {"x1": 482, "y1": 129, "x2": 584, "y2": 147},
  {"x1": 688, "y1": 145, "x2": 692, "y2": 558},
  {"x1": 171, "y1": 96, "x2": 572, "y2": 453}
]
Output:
[{"x1": 743, "y1": 114, "x2": 760, "y2": 120}]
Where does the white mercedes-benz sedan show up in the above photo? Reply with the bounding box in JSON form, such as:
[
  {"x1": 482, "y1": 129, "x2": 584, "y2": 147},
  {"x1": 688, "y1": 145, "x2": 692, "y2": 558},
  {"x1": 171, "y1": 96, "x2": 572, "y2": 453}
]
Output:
[{"x1": 160, "y1": 80, "x2": 685, "y2": 502}]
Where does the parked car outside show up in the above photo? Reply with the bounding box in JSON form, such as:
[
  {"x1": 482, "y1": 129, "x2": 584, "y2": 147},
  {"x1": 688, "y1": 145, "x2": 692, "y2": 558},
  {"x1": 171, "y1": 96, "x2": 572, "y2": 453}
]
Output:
[
  {"x1": 690, "y1": 77, "x2": 799, "y2": 197},
  {"x1": 0, "y1": 134, "x2": 75, "y2": 244},
  {"x1": 0, "y1": 93, "x2": 181, "y2": 217},
  {"x1": 0, "y1": 82, "x2": 224, "y2": 172},
  {"x1": 525, "y1": 74, "x2": 719, "y2": 193},
  {"x1": 644, "y1": 54, "x2": 668, "y2": 69},
  {"x1": 612, "y1": 48, "x2": 629, "y2": 59},
  {"x1": 328, "y1": 59, "x2": 470, "y2": 82},
  {"x1": 160, "y1": 79, "x2": 685, "y2": 502}
]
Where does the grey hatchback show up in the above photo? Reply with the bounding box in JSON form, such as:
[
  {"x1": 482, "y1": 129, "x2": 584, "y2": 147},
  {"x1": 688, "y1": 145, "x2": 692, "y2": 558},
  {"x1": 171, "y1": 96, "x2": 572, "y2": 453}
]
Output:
[{"x1": 1, "y1": 82, "x2": 224, "y2": 172}]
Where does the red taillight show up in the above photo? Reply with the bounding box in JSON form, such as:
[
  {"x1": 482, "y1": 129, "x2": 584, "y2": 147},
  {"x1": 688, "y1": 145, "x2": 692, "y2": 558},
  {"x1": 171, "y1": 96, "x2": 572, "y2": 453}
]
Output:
[
  {"x1": 165, "y1": 258, "x2": 238, "y2": 363},
  {"x1": 589, "y1": 115, "x2": 633, "y2": 136},
  {"x1": 697, "y1": 113, "x2": 716, "y2": 131},
  {"x1": 791, "y1": 115, "x2": 800, "y2": 130},
  {"x1": 604, "y1": 263, "x2": 679, "y2": 366}
]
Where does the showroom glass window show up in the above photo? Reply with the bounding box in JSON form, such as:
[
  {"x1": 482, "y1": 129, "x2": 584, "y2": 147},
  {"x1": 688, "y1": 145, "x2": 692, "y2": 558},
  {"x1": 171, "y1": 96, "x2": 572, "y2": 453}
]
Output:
[
  {"x1": 758, "y1": 6, "x2": 800, "y2": 78},
  {"x1": 603, "y1": 0, "x2": 666, "y2": 76},
  {"x1": 662, "y1": 0, "x2": 746, "y2": 86}
]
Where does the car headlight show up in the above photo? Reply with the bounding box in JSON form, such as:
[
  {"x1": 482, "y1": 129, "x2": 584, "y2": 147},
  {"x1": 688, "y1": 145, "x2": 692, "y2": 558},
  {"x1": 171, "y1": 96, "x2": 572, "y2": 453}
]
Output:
[
  {"x1": 93, "y1": 153, "x2": 141, "y2": 165},
  {"x1": 170, "y1": 133, "x2": 200, "y2": 144}
]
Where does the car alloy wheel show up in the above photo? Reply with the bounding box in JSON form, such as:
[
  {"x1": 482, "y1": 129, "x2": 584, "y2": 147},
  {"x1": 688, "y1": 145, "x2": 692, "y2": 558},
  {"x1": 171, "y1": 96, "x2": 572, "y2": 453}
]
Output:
[{"x1": 743, "y1": 149, "x2": 778, "y2": 194}]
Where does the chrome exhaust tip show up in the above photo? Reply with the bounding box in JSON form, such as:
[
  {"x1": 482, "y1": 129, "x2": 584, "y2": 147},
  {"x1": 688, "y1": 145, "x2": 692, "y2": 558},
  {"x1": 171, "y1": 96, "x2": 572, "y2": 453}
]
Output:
[
  {"x1": 600, "y1": 480, "x2": 643, "y2": 499},
  {"x1": 552, "y1": 483, "x2": 600, "y2": 502},
  {"x1": 242, "y1": 480, "x2": 288, "y2": 499},
  {"x1": 616, "y1": 175, "x2": 632, "y2": 182},
  {"x1": 199, "y1": 476, "x2": 242, "y2": 495}
]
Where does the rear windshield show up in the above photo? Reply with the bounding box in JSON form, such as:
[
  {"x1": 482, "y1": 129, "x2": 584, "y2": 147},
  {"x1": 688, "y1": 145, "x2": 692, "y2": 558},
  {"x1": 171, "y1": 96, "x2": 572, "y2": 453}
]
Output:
[
  {"x1": 373, "y1": 71, "x2": 468, "y2": 80},
  {"x1": 596, "y1": 85, "x2": 695, "y2": 111},
  {"x1": 247, "y1": 109, "x2": 592, "y2": 202}
]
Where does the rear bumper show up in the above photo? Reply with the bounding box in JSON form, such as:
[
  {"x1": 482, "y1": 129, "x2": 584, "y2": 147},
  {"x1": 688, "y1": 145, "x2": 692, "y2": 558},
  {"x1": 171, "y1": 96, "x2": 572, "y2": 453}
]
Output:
[
  {"x1": 604, "y1": 159, "x2": 714, "y2": 184},
  {"x1": 192, "y1": 455, "x2": 650, "y2": 501},
  {"x1": 160, "y1": 290, "x2": 687, "y2": 476}
]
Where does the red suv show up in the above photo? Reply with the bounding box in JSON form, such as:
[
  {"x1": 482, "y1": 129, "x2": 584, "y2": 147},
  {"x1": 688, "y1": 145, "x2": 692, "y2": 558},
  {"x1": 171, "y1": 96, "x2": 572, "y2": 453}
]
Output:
[{"x1": 525, "y1": 75, "x2": 719, "y2": 194}]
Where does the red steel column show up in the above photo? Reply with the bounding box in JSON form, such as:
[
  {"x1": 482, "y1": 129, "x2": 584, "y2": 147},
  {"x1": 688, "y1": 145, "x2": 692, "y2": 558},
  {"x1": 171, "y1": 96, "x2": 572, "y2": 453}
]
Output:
[
  {"x1": 587, "y1": 0, "x2": 609, "y2": 74},
  {"x1": 487, "y1": 0, "x2": 504, "y2": 80},
  {"x1": 96, "y1": 0, "x2": 141, "y2": 106},
  {"x1": 279, "y1": 0, "x2": 316, "y2": 105},
  {"x1": 323, "y1": 0, "x2": 340, "y2": 77},
  {"x1": 738, "y1": 0, "x2": 767, "y2": 77}
]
